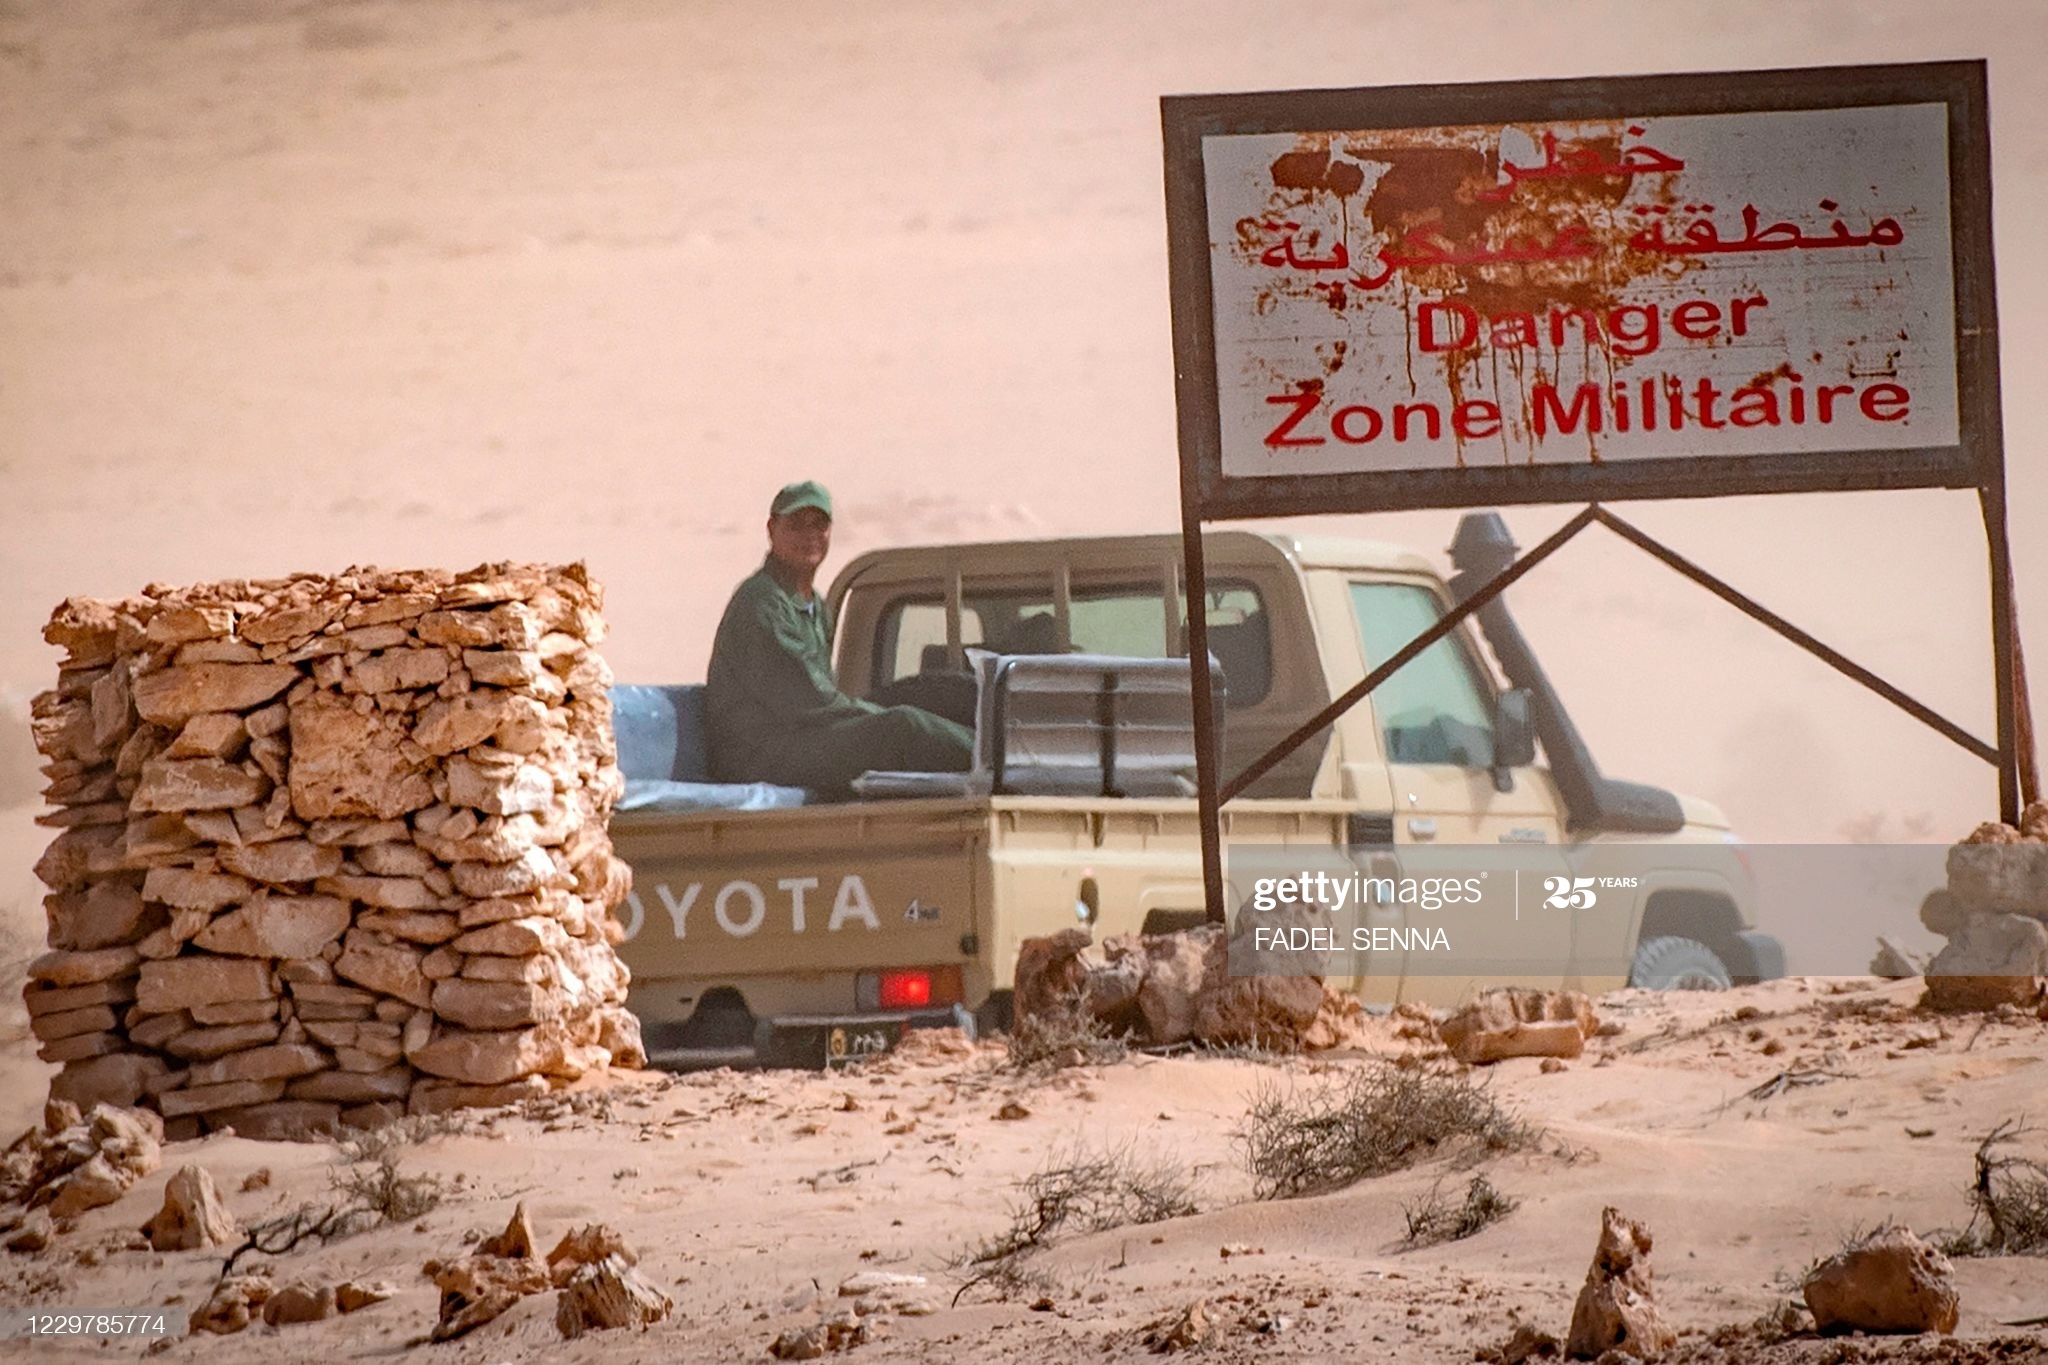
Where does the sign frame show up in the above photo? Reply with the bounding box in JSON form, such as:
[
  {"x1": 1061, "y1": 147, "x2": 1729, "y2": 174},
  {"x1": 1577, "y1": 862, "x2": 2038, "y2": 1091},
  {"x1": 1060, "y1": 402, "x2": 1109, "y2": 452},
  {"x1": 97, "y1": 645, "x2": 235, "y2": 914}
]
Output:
[
  {"x1": 1162, "y1": 60, "x2": 2001, "y2": 519},
  {"x1": 1162, "y1": 62, "x2": 2028, "y2": 930}
]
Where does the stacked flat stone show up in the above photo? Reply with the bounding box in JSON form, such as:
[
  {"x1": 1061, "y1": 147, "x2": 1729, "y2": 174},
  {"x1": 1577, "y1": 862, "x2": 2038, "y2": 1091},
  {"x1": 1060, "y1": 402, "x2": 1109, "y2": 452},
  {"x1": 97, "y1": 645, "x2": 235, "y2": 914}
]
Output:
[{"x1": 25, "y1": 562, "x2": 643, "y2": 1140}]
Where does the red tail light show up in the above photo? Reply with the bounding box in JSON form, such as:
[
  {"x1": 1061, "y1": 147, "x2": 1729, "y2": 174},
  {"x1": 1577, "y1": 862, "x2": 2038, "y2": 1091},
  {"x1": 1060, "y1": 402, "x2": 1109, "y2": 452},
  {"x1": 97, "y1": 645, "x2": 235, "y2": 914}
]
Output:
[
  {"x1": 861, "y1": 966, "x2": 963, "y2": 1012},
  {"x1": 879, "y1": 971, "x2": 932, "y2": 1009}
]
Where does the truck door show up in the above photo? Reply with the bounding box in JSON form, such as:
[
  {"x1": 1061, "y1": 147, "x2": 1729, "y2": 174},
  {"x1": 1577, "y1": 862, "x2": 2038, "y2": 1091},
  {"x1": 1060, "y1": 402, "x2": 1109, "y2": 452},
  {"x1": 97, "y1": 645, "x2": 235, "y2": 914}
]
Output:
[{"x1": 1346, "y1": 580, "x2": 1573, "y2": 999}]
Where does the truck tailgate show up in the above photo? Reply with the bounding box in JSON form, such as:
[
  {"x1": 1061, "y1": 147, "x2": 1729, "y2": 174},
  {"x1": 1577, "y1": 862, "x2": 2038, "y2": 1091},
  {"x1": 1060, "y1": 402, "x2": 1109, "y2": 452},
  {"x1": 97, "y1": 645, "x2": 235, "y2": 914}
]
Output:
[{"x1": 610, "y1": 799, "x2": 986, "y2": 988}]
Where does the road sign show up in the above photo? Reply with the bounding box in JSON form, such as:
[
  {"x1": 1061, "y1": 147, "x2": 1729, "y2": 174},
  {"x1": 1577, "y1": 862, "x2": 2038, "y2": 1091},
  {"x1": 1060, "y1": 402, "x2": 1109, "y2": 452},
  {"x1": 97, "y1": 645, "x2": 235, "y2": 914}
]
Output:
[{"x1": 1164, "y1": 62, "x2": 1997, "y2": 516}]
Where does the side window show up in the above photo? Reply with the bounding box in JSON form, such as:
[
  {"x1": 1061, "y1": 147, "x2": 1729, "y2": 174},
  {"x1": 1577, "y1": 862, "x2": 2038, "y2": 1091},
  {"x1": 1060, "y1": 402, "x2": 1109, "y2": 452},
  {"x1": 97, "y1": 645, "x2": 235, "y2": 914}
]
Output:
[
  {"x1": 1349, "y1": 582, "x2": 1496, "y2": 768},
  {"x1": 871, "y1": 580, "x2": 1271, "y2": 706}
]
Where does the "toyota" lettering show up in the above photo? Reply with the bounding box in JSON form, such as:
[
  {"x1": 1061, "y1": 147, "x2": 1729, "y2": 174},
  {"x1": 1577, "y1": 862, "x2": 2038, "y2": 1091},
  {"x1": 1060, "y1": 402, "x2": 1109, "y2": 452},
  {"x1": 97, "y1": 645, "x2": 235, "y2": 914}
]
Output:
[{"x1": 618, "y1": 874, "x2": 880, "y2": 942}]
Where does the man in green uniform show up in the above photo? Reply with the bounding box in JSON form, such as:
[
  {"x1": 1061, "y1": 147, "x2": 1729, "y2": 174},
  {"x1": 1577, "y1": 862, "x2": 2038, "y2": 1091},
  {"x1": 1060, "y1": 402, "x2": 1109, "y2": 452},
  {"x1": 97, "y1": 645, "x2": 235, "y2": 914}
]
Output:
[{"x1": 704, "y1": 481, "x2": 974, "y2": 796}]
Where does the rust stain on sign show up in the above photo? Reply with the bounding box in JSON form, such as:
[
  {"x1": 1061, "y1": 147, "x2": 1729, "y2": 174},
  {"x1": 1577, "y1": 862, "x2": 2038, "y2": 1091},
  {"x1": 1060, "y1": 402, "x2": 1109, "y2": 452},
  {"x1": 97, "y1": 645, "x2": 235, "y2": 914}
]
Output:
[{"x1": 1239, "y1": 122, "x2": 1715, "y2": 463}]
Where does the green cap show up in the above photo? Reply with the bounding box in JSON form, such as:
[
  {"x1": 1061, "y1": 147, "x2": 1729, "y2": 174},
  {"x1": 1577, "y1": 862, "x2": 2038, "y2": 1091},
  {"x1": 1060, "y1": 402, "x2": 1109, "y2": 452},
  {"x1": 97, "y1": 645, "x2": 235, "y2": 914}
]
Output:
[{"x1": 770, "y1": 480, "x2": 833, "y2": 519}]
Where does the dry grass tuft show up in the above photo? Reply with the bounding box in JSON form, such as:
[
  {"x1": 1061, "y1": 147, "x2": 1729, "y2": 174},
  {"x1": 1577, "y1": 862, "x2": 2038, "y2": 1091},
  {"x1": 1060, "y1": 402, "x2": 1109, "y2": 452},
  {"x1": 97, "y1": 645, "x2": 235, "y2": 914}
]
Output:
[
  {"x1": 329, "y1": 1153, "x2": 446, "y2": 1225},
  {"x1": 1239, "y1": 1062, "x2": 1538, "y2": 1200},
  {"x1": 217, "y1": 1120, "x2": 457, "y2": 1275},
  {"x1": 958, "y1": 1141, "x2": 1199, "y2": 1302},
  {"x1": 1932, "y1": 1120, "x2": 2048, "y2": 1257},
  {"x1": 1401, "y1": 1174, "x2": 1519, "y2": 1247},
  {"x1": 335, "y1": 1111, "x2": 469, "y2": 1161},
  {"x1": 1004, "y1": 1001, "x2": 1129, "y2": 1072}
]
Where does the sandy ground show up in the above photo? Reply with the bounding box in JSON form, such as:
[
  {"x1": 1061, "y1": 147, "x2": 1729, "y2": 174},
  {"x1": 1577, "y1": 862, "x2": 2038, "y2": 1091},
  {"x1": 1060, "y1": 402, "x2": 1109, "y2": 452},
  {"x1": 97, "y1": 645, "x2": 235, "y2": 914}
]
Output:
[
  {"x1": 6, "y1": 3, "x2": 2048, "y2": 1359},
  {"x1": 7, "y1": 978, "x2": 2048, "y2": 1363}
]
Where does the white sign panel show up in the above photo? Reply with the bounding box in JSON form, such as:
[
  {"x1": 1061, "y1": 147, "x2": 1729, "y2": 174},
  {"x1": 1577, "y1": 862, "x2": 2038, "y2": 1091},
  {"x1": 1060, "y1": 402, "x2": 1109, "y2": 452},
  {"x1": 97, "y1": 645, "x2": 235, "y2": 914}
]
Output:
[{"x1": 1200, "y1": 103, "x2": 1958, "y2": 478}]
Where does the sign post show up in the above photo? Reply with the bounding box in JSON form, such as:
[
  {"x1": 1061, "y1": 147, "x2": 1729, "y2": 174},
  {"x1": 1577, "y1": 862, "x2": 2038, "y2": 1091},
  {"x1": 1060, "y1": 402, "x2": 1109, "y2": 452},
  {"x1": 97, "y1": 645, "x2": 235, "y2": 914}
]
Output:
[{"x1": 1162, "y1": 61, "x2": 2025, "y2": 925}]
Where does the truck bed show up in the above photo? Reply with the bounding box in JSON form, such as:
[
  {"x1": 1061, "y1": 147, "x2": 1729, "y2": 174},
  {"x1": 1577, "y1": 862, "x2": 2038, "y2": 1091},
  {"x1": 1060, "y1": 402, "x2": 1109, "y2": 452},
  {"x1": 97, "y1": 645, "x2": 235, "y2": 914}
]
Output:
[{"x1": 608, "y1": 791, "x2": 1365, "y2": 1067}]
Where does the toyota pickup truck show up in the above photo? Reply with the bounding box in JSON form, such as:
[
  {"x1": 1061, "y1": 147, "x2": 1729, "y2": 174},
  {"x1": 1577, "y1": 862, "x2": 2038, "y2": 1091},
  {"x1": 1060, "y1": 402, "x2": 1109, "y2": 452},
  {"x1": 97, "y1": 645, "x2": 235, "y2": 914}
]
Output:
[{"x1": 608, "y1": 512, "x2": 1782, "y2": 1069}]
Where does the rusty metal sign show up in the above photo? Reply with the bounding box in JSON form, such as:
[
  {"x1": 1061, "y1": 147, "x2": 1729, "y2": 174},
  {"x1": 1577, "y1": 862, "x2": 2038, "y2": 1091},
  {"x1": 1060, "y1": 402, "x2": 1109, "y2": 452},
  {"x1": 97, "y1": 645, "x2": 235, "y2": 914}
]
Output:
[
  {"x1": 1163, "y1": 63, "x2": 2026, "y2": 929},
  {"x1": 1164, "y1": 62, "x2": 2000, "y2": 516}
]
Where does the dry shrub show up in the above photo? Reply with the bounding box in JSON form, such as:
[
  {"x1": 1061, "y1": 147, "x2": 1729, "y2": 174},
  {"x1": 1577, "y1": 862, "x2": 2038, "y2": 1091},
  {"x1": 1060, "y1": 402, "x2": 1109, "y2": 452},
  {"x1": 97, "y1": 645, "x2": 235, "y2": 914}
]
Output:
[
  {"x1": 328, "y1": 1115, "x2": 455, "y2": 1226},
  {"x1": 959, "y1": 1141, "x2": 1198, "y2": 1302},
  {"x1": 223, "y1": 1202, "x2": 381, "y2": 1275},
  {"x1": 330, "y1": 1153, "x2": 445, "y2": 1224},
  {"x1": 1190, "y1": 1037, "x2": 1293, "y2": 1065},
  {"x1": 953, "y1": 1251, "x2": 1063, "y2": 1305},
  {"x1": 973, "y1": 1142, "x2": 1198, "y2": 1260},
  {"x1": 217, "y1": 1123, "x2": 454, "y2": 1275},
  {"x1": 1401, "y1": 1174, "x2": 1519, "y2": 1247},
  {"x1": 1240, "y1": 1062, "x2": 1537, "y2": 1200},
  {"x1": 1004, "y1": 1002, "x2": 1129, "y2": 1072},
  {"x1": 224, "y1": 1166, "x2": 447, "y2": 1274},
  {"x1": 1933, "y1": 1120, "x2": 2048, "y2": 1257},
  {"x1": 336, "y1": 1111, "x2": 469, "y2": 1161}
]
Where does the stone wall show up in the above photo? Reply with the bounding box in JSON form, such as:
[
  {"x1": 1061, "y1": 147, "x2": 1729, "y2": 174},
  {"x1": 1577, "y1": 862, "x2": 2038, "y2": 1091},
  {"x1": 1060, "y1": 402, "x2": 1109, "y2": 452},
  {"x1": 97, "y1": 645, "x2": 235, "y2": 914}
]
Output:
[{"x1": 24, "y1": 562, "x2": 642, "y2": 1139}]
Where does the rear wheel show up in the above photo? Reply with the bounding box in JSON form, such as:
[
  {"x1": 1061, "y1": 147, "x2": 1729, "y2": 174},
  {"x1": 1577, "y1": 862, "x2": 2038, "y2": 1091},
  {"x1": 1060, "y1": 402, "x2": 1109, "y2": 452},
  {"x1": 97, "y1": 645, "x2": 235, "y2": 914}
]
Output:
[
  {"x1": 1629, "y1": 935, "x2": 1732, "y2": 991},
  {"x1": 974, "y1": 989, "x2": 1015, "y2": 1037}
]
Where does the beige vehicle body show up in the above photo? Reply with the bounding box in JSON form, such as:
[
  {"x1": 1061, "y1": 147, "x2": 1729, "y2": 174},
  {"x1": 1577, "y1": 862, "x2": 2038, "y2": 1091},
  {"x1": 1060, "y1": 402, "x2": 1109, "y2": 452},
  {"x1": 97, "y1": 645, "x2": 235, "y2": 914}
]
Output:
[{"x1": 612, "y1": 528, "x2": 1775, "y2": 1068}]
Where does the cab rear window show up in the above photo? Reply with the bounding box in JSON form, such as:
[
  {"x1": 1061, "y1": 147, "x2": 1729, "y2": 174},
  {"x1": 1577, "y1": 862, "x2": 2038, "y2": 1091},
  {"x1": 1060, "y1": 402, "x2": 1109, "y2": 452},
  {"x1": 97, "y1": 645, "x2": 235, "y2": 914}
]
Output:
[{"x1": 874, "y1": 581, "x2": 1271, "y2": 707}]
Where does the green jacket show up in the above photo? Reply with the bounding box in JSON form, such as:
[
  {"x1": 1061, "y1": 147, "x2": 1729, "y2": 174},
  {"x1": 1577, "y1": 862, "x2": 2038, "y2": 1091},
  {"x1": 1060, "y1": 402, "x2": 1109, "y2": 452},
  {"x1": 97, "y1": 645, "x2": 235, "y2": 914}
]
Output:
[{"x1": 703, "y1": 559, "x2": 881, "y2": 778}]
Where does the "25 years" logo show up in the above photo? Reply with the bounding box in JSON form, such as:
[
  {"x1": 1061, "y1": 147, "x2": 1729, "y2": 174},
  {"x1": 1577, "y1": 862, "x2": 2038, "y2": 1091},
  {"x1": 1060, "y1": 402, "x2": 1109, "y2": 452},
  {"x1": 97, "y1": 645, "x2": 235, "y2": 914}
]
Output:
[{"x1": 1542, "y1": 876, "x2": 1599, "y2": 909}]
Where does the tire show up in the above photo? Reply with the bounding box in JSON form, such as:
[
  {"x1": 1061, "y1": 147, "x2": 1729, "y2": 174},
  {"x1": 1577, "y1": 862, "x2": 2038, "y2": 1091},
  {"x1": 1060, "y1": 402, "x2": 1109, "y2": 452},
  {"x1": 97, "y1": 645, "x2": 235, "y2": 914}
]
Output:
[
  {"x1": 974, "y1": 990, "x2": 1015, "y2": 1038},
  {"x1": 1629, "y1": 935, "x2": 1732, "y2": 991}
]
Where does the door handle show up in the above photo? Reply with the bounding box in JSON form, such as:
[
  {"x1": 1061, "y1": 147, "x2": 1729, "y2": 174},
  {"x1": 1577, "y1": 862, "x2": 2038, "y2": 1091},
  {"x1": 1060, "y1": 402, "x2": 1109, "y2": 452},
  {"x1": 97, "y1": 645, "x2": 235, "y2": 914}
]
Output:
[{"x1": 1407, "y1": 817, "x2": 1437, "y2": 840}]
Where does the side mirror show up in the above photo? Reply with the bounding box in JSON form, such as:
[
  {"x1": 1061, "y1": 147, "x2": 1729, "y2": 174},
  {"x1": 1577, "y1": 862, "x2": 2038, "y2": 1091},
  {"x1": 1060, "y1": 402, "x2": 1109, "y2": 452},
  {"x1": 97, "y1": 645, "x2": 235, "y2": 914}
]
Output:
[{"x1": 1494, "y1": 687, "x2": 1537, "y2": 770}]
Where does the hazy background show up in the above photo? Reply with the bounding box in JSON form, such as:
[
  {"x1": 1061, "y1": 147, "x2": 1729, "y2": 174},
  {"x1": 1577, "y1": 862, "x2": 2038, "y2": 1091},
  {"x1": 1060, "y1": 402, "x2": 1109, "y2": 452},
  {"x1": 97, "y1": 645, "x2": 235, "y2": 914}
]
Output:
[{"x1": 2, "y1": 0, "x2": 2044, "y2": 946}]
